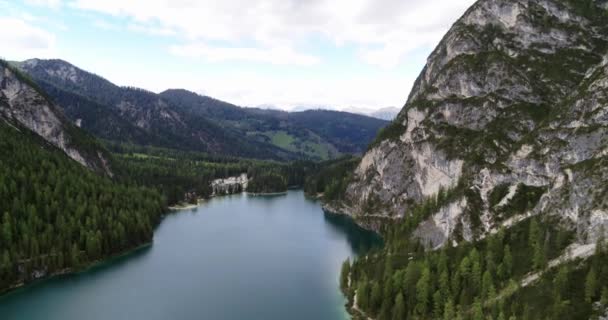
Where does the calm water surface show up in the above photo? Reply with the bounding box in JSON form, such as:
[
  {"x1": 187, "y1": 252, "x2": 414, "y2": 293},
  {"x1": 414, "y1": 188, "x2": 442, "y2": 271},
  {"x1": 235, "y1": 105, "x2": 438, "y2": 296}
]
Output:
[{"x1": 0, "y1": 190, "x2": 381, "y2": 320}]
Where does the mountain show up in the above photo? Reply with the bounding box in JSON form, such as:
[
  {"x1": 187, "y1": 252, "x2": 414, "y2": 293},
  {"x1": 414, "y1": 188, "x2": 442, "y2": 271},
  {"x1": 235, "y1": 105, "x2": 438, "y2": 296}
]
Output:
[
  {"x1": 338, "y1": 0, "x2": 608, "y2": 242},
  {"x1": 0, "y1": 60, "x2": 111, "y2": 175},
  {"x1": 342, "y1": 106, "x2": 400, "y2": 120},
  {"x1": 160, "y1": 89, "x2": 388, "y2": 159},
  {"x1": 369, "y1": 107, "x2": 400, "y2": 121},
  {"x1": 0, "y1": 59, "x2": 165, "y2": 292},
  {"x1": 322, "y1": 0, "x2": 608, "y2": 318},
  {"x1": 18, "y1": 59, "x2": 387, "y2": 161},
  {"x1": 17, "y1": 59, "x2": 293, "y2": 160}
]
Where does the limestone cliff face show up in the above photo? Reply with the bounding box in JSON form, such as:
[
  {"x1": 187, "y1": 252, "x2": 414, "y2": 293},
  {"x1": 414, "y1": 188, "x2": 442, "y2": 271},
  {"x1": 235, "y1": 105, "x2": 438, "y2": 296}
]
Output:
[
  {"x1": 0, "y1": 61, "x2": 112, "y2": 175},
  {"x1": 337, "y1": 0, "x2": 608, "y2": 248}
]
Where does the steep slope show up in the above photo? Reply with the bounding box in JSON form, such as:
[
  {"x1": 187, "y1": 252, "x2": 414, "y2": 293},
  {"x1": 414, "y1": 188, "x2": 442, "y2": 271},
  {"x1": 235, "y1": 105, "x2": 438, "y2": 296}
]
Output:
[
  {"x1": 0, "y1": 60, "x2": 111, "y2": 175},
  {"x1": 18, "y1": 59, "x2": 293, "y2": 160},
  {"x1": 161, "y1": 89, "x2": 388, "y2": 159},
  {"x1": 0, "y1": 60, "x2": 165, "y2": 293},
  {"x1": 330, "y1": 0, "x2": 608, "y2": 318},
  {"x1": 337, "y1": 0, "x2": 608, "y2": 243}
]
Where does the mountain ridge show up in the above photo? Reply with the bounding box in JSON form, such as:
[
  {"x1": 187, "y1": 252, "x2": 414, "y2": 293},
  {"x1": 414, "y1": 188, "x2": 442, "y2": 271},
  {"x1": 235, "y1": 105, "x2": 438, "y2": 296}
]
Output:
[
  {"x1": 18, "y1": 59, "x2": 387, "y2": 161},
  {"x1": 0, "y1": 59, "x2": 112, "y2": 175}
]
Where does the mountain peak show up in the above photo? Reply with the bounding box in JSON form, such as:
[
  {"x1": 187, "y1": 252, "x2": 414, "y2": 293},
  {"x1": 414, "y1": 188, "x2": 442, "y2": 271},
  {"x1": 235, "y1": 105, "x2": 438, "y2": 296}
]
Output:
[{"x1": 337, "y1": 0, "x2": 608, "y2": 245}]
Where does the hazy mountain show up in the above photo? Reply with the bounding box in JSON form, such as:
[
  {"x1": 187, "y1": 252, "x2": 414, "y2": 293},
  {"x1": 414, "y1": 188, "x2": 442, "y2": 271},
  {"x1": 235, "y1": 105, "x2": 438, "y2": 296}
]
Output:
[
  {"x1": 369, "y1": 107, "x2": 400, "y2": 121},
  {"x1": 342, "y1": 106, "x2": 400, "y2": 120},
  {"x1": 160, "y1": 89, "x2": 388, "y2": 159}
]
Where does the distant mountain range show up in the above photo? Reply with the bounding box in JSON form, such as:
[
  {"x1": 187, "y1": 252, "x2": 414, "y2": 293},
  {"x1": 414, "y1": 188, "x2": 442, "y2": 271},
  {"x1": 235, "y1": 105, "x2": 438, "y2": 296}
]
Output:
[
  {"x1": 342, "y1": 106, "x2": 400, "y2": 121},
  {"x1": 289, "y1": 105, "x2": 400, "y2": 121},
  {"x1": 17, "y1": 59, "x2": 388, "y2": 160}
]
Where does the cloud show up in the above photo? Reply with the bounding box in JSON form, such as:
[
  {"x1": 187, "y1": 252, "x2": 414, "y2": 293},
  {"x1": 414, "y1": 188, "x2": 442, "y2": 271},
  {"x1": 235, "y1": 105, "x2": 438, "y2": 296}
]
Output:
[
  {"x1": 106, "y1": 66, "x2": 415, "y2": 111},
  {"x1": 169, "y1": 44, "x2": 320, "y2": 66},
  {"x1": 71, "y1": 0, "x2": 476, "y2": 67},
  {"x1": 0, "y1": 17, "x2": 56, "y2": 60},
  {"x1": 24, "y1": 0, "x2": 62, "y2": 8}
]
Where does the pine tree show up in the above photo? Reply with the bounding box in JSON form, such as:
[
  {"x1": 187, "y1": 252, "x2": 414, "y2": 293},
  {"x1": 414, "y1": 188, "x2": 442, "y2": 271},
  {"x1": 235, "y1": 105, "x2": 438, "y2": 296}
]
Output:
[
  {"x1": 482, "y1": 270, "x2": 495, "y2": 299},
  {"x1": 370, "y1": 281, "x2": 382, "y2": 314},
  {"x1": 585, "y1": 267, "x2": 598, "y2": 302},
  {"x1": 601, "y1": 286, "x2": 608, "y2": 306},
  {"x1": 340, "y1": 259, "x2": 351, "y2": 289},
  {"x1": 443, "y1": 299, "x2": 455, "y2": 320},
  {"x1": 416, "y1": 266, "x2": 431, "y2": 315},
  {"x1": 433, "y1": 290, "x2": 443, "y2": 318},
  {"x1": 357, "y1": 281, "x2": 370, "y2": 311},
  {"x1": 472, "y1": 300, "x2": 484, "y2": 320},
  {"x1": 503, "y1": 245, "x2": 513, "y2": 278},
  {"x1": 554, "y1": 265, "x2": 569, "y2": 300},
  {"x1": 392, "y1": 292, "x2": 405, "y2": 320}
]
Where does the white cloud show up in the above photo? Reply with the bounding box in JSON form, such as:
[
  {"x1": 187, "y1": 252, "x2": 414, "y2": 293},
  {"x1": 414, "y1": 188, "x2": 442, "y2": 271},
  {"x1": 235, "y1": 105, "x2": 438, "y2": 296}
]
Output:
[
  {"x1": 71, "y1": 0, "x2": 476, "y2": 68},
  {"x1": 169, "y1": 44, "x2": 320, "y2": 66},
  {"x1": 102, "y1": 66, "x2": 414, "y2": 111},
  {"x1": 17, "y1": 0, "x2": 478, "y2": 110},
  {"x1": 0, "y1": 17, "x2": 57, "y2": 60}
]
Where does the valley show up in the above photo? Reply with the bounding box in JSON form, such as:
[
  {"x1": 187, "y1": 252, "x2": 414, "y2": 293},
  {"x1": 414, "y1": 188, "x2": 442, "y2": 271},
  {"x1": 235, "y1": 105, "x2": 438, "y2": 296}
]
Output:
[{"x1": 2, "y1": 0, "x2": 608, "y2": 319}]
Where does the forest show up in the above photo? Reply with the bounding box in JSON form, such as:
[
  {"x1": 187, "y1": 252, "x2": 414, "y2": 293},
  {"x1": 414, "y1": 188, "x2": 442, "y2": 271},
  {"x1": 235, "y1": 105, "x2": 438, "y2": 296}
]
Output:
[
  {"x1": 0, "y1": 124, "x2": 165, "y2": 292},
  {"x1": 107, "y1": 143, "x2": 314, "y2": 204},
  {"x1": 303, "y1": 156, "x2": 360, "y2": 201},
  {"x1": 342, "y1": 210, "x2": 608, "y2": 320}
]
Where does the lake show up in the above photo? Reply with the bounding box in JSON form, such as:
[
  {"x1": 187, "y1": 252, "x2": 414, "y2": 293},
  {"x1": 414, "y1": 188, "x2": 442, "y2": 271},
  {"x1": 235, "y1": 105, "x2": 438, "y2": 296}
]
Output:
[{"x1": 0, "y1": 190, "x2": 381, "y2": 320}]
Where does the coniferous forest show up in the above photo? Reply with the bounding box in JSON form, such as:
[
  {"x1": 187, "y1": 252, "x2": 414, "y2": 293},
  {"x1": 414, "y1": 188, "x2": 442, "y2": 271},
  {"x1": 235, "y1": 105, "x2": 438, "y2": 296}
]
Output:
[
  {"x1": 0, "y1": 124, "x2": 165, "y2": 291},
  {"x1": 342, "y1": 211, "x2": 608, "y2": 320}
]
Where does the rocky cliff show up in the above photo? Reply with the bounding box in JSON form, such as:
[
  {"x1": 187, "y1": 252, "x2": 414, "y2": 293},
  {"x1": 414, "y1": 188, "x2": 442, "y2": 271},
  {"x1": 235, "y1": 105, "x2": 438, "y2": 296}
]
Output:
[
  {"x1": 0, "y1": 60, "x2": 112, "y2": 175},
  {"x1": 335, "y1": 0, "x2": 608, "y2": 249}
]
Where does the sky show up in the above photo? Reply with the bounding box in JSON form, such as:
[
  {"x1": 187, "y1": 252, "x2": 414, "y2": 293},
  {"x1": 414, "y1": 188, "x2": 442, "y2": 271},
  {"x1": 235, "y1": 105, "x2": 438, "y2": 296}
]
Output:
[{"x1": 0, "y1": 0, "x2": 476, "y2": 111}]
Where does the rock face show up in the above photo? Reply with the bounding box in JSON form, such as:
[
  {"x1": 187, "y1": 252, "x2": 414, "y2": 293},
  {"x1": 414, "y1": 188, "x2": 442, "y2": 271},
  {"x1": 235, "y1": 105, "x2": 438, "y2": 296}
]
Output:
[
  {"x1": 338, "y1": 0, "x2": 608, "y2": 248},
  {"x1": 0, "y1": 61, "x2": 112, "y2": 175},
  {"x1": 211, "y1": 174, "x2": 249, "y2": 196}
]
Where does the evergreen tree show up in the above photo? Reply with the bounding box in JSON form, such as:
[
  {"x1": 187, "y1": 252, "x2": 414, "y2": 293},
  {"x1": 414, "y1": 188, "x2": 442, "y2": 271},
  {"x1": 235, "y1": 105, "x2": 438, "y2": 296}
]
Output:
[
  {"x1": 370, "y1": 281, "x2": 382, "y2": 314},
  {"x1": 416, "y1": 266, "x2": 431, "y2": 315},
  {"x1": 472, "y1": 300, "x2": 484, "y2": 320},
  {"x1": 340, "y1": 259, "x2": 351, "y2": 289},
  {"x1": 585, "y1": 267, "x2": 598, "y2": 302},
  {"x1": 482, "y1": 270, "x2": 495, "y2": 299},
  {"x1": 357, "y1": 281, "x2": 370, "y2": 310},
  {"x1": 443, "y1": 299, "x2": 455, "y2": 320},
  {"x1": 392, "y1": 292, "x2": 405, "y2": 320},
  {"x1": 503, "y1": 245, "x2": 513, "y2": 278}
]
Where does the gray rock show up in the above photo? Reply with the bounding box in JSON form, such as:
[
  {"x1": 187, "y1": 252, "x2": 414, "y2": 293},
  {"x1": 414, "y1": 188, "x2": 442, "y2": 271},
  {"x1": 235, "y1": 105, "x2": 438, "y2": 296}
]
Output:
[{"x1": 337, "y1": 0, "x2": 608, "y2": 248}]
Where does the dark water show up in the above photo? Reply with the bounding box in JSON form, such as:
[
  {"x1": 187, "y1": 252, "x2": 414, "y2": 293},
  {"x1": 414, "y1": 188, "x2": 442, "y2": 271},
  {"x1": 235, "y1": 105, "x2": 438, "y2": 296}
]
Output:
[{"x1": 0, "y1": 190, "x2": 381, "y2": 320}]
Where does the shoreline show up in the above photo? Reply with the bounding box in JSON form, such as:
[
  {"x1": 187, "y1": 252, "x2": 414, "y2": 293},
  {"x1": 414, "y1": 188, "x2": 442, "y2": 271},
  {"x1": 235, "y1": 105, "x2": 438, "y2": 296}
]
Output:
[
  {"x1": 0, "y1": 242, "x2": 152, "y2": 297},
  {"x1": 168, "y1": 190, "x2": 291, "y2": 210},
  {"x1": 246, "y1": 191, "x2": 288, "y2": 196}
]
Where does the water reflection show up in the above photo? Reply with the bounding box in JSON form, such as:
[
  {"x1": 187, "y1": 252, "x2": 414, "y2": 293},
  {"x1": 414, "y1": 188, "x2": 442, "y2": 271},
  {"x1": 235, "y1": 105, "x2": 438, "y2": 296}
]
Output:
[{"x1": 323, "y1": 211, "x2": 383, "y2": 255}]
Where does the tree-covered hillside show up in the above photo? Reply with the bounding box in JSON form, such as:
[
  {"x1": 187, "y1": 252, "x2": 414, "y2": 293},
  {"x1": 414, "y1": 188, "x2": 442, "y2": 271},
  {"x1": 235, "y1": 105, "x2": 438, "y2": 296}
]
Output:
[
  {"x1": 18, "y1": 59, "x2": 295, "y2": 160},
  {"x1": 107, "y1": 143, "x2": 314, "y2": 204},
  {"x1": 0, "y1": 123, "x2": 165, "y2": 292},
  {"x1": 161, "y1": 89, "x2": 389, "y2": 159}
]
